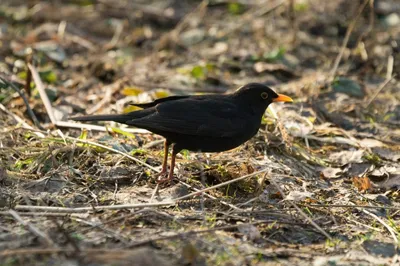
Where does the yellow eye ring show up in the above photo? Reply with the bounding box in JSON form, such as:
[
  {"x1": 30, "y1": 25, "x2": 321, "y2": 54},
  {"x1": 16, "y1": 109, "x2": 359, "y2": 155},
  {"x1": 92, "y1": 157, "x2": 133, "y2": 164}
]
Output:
[{"x1": 261, "y1": 92, "x2": 269, "y2": 99}]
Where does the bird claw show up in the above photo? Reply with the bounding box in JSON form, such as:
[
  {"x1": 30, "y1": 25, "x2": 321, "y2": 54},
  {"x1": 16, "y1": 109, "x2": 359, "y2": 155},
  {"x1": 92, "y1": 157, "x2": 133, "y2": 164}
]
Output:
[
  {"x1": 155, "y1": 170, "x2": 174, "y2": 184},
  {"x1": 156, "y1": 176, "x2": 174, "y2": 184}
]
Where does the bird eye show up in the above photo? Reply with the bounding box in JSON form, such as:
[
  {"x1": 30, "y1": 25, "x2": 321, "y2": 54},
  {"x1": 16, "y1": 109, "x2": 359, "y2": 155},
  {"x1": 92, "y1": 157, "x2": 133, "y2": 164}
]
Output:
[{"x1": 261, "y1": 92, "x2": 269, "y2": 99}]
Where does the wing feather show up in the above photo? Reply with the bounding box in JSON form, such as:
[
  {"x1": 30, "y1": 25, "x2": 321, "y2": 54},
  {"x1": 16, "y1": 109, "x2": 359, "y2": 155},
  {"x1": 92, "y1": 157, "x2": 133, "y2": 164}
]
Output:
[{"x1": 126, "y1": 97, "x2": 250, "y2": 138}]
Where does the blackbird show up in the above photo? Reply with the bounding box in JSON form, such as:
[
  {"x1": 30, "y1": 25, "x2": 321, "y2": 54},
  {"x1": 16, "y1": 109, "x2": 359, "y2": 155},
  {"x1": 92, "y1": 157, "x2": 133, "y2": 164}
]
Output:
[{"x1": 71, "y1": 83, "x2": 293, "y2": 182}]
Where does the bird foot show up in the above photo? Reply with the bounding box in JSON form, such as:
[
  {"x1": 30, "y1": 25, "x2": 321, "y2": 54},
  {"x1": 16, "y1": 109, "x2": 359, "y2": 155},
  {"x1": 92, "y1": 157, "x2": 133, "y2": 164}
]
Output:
[
  {"x1": 154, "y1": 170, "x2": 174, "y2": 184},
  {"x1": 156, "y1": 176, "x2": 174, "y2": 184}
]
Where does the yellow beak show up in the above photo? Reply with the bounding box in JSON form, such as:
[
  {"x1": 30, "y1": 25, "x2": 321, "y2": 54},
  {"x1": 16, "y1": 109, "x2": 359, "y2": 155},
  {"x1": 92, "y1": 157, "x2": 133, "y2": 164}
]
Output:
[{"x1": 273, "y1": 94, "x2": 293, "y2": 103}]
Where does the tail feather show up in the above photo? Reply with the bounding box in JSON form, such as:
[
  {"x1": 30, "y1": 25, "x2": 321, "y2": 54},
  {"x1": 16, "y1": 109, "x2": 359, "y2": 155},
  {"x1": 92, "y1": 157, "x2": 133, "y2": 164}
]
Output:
[
  {"x1": 70, "y1": 114, "x2": 130, "y2": 123},
  {"x1": 70, "y1": 108, "x2": 154, "y2": 124}
]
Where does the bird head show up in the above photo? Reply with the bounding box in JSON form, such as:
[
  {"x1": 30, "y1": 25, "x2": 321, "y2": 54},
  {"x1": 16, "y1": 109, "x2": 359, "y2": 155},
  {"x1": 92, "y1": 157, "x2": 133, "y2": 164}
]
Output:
[{"x1": 233, "y1": 83, "x2": 293, "y2": 109}]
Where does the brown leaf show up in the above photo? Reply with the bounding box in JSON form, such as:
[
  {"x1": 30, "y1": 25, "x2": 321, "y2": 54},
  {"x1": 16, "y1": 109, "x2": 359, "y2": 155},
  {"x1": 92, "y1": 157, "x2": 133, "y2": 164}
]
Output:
[{"x1": 352, "y1": 176, "x2": 373, "y2": 192}]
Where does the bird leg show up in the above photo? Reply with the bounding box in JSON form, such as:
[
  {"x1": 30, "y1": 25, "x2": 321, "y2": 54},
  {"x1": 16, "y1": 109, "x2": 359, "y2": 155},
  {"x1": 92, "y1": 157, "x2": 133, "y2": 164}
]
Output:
[
  {"x1": 157, "y1": 144, "x2": 179, "y2": 183},
  {"x1": 158, "y1": 139, "x2": 170, "y2": 175}
]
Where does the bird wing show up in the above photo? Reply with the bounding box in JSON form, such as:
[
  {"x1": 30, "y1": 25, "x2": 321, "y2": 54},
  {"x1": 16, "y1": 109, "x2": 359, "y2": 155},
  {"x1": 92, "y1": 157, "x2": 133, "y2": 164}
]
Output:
[
  {"x1": 126, "y1": 97, "x2": 252, "y2": 138},
  {"x1": 130, "y1": 95, "x2": 190, "y2": 109}
]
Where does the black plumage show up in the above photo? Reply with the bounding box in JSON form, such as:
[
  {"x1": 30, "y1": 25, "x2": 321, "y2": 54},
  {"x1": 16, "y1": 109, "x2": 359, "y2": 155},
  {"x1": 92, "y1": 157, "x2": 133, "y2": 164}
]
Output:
[{"x1": 71, "y1": 83, "x2": 293, "y2": 182}]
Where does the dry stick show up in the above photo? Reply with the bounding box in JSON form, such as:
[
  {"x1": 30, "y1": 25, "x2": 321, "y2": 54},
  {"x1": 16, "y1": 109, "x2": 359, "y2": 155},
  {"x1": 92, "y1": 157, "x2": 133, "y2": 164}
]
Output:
[
  {"x1": 0, "y1": 248, "x2": 112, "y2": 257},
  {"x1": 0, "y1": 211, "x2": 83, "y2": 217},
  {"x1": 354, "y1": 0, "x2": 375, "y2": 48},
  {"x1": 86, "y1": 78, "x2": 127, "y2": 115},
  {"x1": 24, "y1": 49, "x2": 33, "y2": 97},
  {"x1": 302, "y1": 203, "x2": 400, "y2": 211},
  {"x1": 362, "y1": 209, "x2": 399, "y2": 246},
  {"x1": 288, "y1": 0, "x2": 297, "y2": 44},
  {"x1": 365, "y1": 56, "x2": 395, "y2": 108},
  {"x1": 268, "y1": 176, "x2": 332, "y2": 240},
  {"x1": 329, "y1": 0, "x2": 370, "y2": 81},
  {"x1": 28, "y1": 63, "x2": 56, "y2": 124},
  {"x1": 8, "y1": 210, "x2": 55, "y2": 246},
  {"x1": 15, "y1": 201, "x2": 175, "y2": 213},
  {"x1": 0, "y1": 76, "x2": 42, "y2": 129}
]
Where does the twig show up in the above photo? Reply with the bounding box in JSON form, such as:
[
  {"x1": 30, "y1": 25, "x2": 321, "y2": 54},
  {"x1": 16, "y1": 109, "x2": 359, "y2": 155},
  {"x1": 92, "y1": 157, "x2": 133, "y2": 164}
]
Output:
[
  {"x1": 0, "y1": 211, "x2": 84, "y2": 217},
  {"x1": 0, "y1": 248, "x2": 110, "y2": 257},
  {"x1": 362, "y1": 209, "x2": 399, "y2": 246},
  {"x1": 329, "y1": 0, "x2": 370, "y2": 81},
  {"x1": 365, "y1": 56, "x2": 395, "y2": 108},
  {"x1": 305, "y1": 135, "x2": 359, "y2": 147},
  {"x1": 149, "y1": 183, "x2": 160, "y2": 203},
  {"x1": 24, "y1": 49, "x2": 33, "y2": 97},
  {"x1": 288, "y1": 0, "x2": 297, "y2": 44},
  {"x1": 86, "y1": 78, "x2": 126, "y2": 114},
  {"x1": 15, "y1": 201, "x2": 176, "y2": 213},
  {"x1": 302, "y1": 203, "x2": 400, "y2": 211},
  {"x1": 105, "y1": 19, "x2": 124, "y2": 49},
  {"x1": 8, "y1": 210, "x2": 55, "y2": 246},
  {"x1": 28, "y1": 63, "x2": 57, "y2": 124},
  {"x1": 0, "y1": 76, "x2": 43, "y2": 129},
  {"x1": 355, "y1": 0, "x2": 375, "y2": 47},
  {"x1": 269, "y1": 174, "x2": 333, "y2": 240}
]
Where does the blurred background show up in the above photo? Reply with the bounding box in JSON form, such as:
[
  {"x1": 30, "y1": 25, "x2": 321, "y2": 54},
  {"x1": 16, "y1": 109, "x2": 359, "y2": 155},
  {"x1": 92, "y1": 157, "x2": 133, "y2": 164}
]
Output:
[
  {"x1": 1, "y1": 0, "x2": 398, "y2": 124},
  {"x1": 1, "y1": 1, "x2": 400, "y2": 265}
]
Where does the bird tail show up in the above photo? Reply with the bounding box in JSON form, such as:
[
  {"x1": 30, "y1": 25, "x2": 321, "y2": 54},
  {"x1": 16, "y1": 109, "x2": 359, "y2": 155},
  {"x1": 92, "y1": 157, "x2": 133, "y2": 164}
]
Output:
[{"x1": 70, "y1": 114, "x2": 130, "y2": 124}]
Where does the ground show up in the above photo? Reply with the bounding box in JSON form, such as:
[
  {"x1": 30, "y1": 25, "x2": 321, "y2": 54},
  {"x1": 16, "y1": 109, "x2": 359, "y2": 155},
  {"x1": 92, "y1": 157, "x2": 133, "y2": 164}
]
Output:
[{"x1": 0, "y1": 0, "x2": 399, "y2": 265}]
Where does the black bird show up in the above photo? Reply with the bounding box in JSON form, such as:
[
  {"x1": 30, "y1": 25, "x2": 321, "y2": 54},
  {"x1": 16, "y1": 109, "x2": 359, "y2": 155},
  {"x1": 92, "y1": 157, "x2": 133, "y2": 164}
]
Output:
[{"x1": 71, "y1": 83, "x2": 293, "y2": 182}]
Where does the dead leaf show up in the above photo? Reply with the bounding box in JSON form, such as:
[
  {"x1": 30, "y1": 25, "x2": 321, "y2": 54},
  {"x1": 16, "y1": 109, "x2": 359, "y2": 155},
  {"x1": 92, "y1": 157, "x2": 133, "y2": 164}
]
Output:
[
  {"x1": 321, "y1": 167, "x2": 342, "y2": 178},
  {"x1": 329, "y1": 149, "x2": 364, "y2": 165},
  {"x1": 352, "y1": 176, "x2": 373, "y2": 192},
  {"x1": 284, "y1": 191, "x2": 314, "y2": 202}
]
